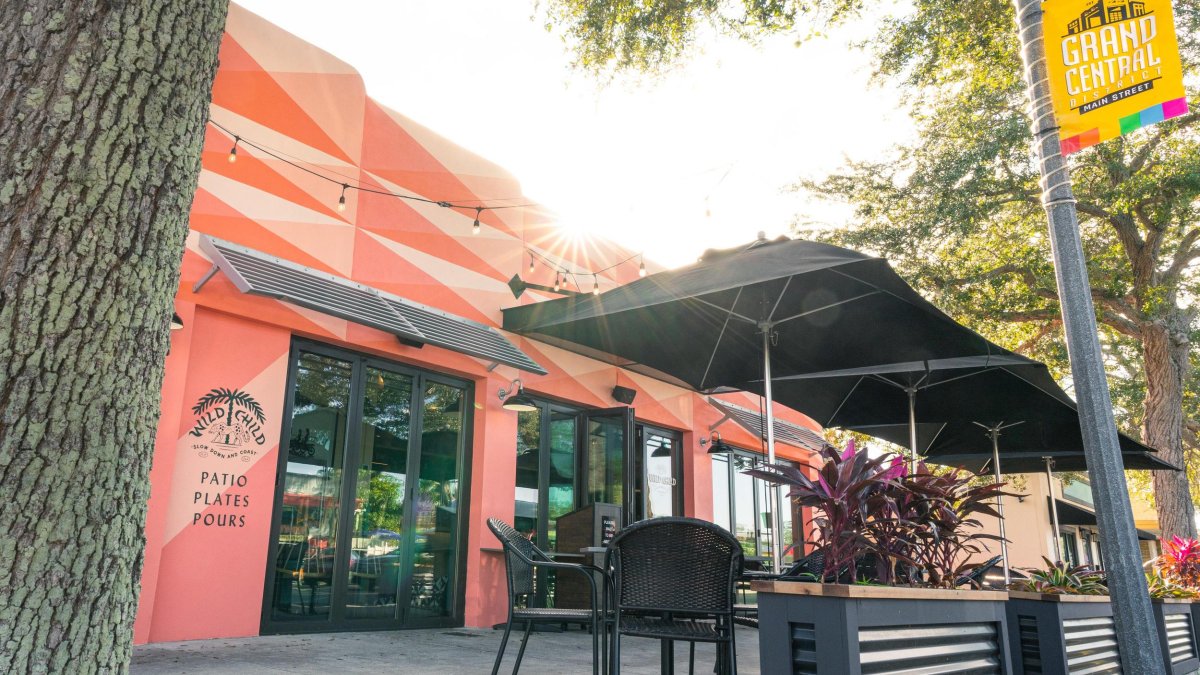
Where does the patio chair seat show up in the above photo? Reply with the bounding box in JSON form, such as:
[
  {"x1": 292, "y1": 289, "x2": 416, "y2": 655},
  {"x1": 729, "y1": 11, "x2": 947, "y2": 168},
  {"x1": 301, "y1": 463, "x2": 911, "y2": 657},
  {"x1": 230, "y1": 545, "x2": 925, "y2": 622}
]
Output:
[
  {"x1": 618, "y1": 616, "x2": 723, "y2": 642},
  {"x1": 512, "y1": 607, "x2": 596, "y2": 622},
  {"x1": 487, "y1": 519, "x2": 607, "y2": 675}
]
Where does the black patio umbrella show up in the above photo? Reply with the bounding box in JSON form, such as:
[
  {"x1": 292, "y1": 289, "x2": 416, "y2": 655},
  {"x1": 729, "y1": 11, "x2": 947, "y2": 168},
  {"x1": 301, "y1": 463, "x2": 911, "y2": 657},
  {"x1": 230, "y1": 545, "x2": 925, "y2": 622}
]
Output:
[
  {"x1": 768, "y1": 359, "x2": 1166, "y2": 580},
  {"x1": 503, "y1": 235, "x2": 1017, "y2": 572},
  {"x1": 858, "y1": 420, "x2": 1176, "y2": 576}
]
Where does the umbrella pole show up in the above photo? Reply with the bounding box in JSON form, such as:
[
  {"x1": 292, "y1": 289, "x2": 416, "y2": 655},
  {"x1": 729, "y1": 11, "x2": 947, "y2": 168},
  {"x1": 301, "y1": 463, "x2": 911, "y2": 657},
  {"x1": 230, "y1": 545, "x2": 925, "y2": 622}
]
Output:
[
  {"x1": 761, "y1": 324, "x2": 782, "y2": 575},
  {"x1": 987, "y1": 426, "x2": 1012, "y2": 586},
  {"x1": 907, "y1": 387, "x2": 919, "y2": 474},
  {"x1": 1045, "y1": 456, "x2": 1063, "y2": 562}
]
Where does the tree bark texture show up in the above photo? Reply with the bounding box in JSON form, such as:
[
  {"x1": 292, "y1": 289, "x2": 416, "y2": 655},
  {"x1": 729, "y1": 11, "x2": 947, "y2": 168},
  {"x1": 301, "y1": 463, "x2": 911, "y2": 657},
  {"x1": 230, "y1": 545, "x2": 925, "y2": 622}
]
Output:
[
  {"x1": 0, "y1": 2, "x2": 228, "y2": 672},
  {"x1": 1143, "y1": 318, "x2": 1197, "y2": 539}
]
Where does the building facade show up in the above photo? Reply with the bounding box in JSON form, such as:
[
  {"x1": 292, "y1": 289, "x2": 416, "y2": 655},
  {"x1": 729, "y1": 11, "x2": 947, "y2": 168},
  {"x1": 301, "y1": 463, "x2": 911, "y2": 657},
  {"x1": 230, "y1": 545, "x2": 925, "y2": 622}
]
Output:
[{"x1": 132, "y1": 5, "x2": 820, "y2": 645}]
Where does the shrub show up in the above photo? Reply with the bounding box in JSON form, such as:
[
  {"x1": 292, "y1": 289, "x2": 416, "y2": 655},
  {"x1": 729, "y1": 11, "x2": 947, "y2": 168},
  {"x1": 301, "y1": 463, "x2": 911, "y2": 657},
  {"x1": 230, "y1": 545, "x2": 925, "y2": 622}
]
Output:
[
  {"x1": 1010, "y1": 558, "x2": 1107, "y2": 595},
  {"x1": 1156, "y1": 536, "x2": 1200, "y2": 589}
]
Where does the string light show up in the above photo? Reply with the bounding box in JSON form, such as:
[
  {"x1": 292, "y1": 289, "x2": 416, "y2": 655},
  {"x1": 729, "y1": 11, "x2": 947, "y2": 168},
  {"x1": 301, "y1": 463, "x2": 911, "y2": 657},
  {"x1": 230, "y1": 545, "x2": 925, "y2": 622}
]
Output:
[
  {"x1": 212, "y1": 121, "x2": 654, "y2": 282},
  {"x1": 592, "y1": 275, "x2": 600, "y2": 295},
  {"x1": 209, "y1": 121, "x2": 534, "y2": 229},
  {"x1": 553, "y1": 273, "x2": 561, "y2": 292}
]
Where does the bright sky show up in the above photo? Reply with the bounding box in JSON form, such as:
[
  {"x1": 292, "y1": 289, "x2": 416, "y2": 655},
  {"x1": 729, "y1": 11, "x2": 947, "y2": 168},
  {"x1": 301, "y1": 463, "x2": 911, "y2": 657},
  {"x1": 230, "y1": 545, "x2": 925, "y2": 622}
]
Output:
[{"x1": 235, "y1": 1, "x2": 913, "y2": 268}]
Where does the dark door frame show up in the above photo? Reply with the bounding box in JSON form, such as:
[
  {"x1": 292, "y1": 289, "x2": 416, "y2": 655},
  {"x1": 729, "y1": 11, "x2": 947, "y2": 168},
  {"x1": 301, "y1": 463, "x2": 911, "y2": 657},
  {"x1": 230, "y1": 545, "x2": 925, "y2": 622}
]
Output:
[
  {"x1": 633, "y1": 423, "x2": 685, "y2": 521},
  {"x1": 260, "y1": 338, "x2": 474, "y2": 634}
]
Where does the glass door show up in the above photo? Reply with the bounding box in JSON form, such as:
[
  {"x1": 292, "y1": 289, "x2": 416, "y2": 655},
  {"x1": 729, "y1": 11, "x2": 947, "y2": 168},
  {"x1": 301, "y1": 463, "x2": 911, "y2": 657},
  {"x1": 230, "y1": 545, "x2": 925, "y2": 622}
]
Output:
[
  {"x1": 266, "y1": 352, "x2": 353, "y2": 624},
  {"x1": 514, "y1": 402, "x2": 579, "y2": 607},
  {"x1": 580, "y1": 407, "x2": 635, "y2": 524},
  {"x1": 633, "y1": 425, "x2": 682, "y2": 521},
  {"x1": 263, "y1": 344, "x2": 470, "y2": 633}
]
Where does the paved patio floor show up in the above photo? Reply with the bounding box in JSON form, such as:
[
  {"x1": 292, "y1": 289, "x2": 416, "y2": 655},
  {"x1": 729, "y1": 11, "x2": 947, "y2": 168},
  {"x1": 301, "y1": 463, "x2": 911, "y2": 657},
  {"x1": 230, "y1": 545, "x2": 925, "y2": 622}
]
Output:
[{"x1": 131, "y1": 626, "x2": 760, "y2": 674}]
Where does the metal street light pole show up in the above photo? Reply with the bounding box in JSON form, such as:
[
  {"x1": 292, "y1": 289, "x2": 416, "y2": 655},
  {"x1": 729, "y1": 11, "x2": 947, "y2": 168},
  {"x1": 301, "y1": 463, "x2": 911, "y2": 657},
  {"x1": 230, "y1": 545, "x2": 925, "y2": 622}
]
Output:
[{"x1": 1012, "y1": 1, "x2": 1163, "y2": 671}]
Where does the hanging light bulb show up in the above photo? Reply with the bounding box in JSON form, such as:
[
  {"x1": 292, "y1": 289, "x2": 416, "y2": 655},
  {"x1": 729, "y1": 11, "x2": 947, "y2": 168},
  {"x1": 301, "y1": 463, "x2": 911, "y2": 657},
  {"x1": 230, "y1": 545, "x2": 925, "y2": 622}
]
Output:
[
  {"x1": 227, "y1": 136, "x2": 240, "y2": 163},
  {"x1": 553, "y1": 273, "x2": 561, "y2": 292},
  {"x1": 639, "y1": 257, "x2": 647, "y2": 278},
  {"x1": 472, "y1": 207, "x2": 482, "y2": 235},
  {"x1": 592, "y1": 275, "x2": 600, "y2": 296},
  {"x1": 337, "y1": 184, "x2": 348, "y2": 213},
  {"x1": 529, "y1": 254, "x2": 536, "y2": 274}
]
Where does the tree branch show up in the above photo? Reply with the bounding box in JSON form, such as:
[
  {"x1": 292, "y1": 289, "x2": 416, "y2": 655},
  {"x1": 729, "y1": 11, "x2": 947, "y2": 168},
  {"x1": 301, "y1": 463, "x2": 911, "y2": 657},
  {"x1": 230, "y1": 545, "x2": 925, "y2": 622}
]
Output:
[{"x1": 1161, "y1": 228, "x2": 1200, "y2": 286}]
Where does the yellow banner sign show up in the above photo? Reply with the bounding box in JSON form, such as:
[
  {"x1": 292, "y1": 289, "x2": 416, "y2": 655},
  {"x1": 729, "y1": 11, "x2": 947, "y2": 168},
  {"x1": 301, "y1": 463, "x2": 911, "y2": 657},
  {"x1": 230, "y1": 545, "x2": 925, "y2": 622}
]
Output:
[{"x1": 1043, "y1": 0, "x2": 1189, "y2": 154}]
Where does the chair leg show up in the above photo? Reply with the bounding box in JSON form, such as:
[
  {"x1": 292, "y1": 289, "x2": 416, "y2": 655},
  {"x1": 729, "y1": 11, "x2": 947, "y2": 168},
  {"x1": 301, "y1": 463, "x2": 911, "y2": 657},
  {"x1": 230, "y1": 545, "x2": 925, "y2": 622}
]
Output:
[
  {"x1": 590, "y1": 612, "x2": 599, "y2": 675},
  {"x1": 611, "y1": 624, "x2": 621, "y2": 675},
  {"x1": 511, "y1": 620, "x2": 533, "y2": 675},
  {"x1": 728, "y1": 621, "x2": 738, "y2": 675},
  {"x1": 688, "y1": 642, "x2": 695, "y2": 675},
  {"x1": 491, "y1": 617, "x2": 513, "y2": 675}
]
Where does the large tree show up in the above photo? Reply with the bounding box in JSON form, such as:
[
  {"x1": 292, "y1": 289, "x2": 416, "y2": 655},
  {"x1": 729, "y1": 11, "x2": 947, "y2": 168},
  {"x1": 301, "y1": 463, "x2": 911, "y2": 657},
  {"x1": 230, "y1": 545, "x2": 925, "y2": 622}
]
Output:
[
  {"x1": 804, "y1": 0, "x2": 1200, "y2": 539},
  {"x1": 542, "y1": 0, "x2": 1200, "y2": 537},
  {"x1": 0, "y1": 2, "x2": 228, "y2": 671}
]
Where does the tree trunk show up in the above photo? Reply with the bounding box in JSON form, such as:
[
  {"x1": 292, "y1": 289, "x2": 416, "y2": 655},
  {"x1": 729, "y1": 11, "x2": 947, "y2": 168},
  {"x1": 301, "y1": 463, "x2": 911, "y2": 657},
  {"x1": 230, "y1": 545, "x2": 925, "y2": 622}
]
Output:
[
  {"x1": 0, "y1": 2, "x2": 228, "y2": 672},
  {"x1": 1142, "y1": 319, "x2": 1197, "y2": 540}
]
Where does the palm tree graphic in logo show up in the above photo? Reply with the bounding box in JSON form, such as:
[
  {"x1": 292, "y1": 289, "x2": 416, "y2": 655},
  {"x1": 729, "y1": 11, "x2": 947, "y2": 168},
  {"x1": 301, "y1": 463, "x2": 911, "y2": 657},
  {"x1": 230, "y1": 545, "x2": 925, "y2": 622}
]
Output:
[{"x1": 191, "y1": 388, "x2": 266, "y2": 449}]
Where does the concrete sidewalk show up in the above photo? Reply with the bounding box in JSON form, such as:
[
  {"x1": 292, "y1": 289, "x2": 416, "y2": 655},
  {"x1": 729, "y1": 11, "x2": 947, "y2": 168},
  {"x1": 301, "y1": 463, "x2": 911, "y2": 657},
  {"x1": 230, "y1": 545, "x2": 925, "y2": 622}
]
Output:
[{"x1": 131, "y1": 626, "x2": 760, "y2": 674}]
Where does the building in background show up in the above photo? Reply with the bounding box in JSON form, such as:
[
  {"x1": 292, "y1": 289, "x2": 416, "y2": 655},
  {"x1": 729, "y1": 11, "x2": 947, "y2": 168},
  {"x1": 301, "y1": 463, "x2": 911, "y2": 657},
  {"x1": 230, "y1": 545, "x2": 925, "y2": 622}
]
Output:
[{"x1": 133, "y1": 4, "x2": 821, "y2": 644}]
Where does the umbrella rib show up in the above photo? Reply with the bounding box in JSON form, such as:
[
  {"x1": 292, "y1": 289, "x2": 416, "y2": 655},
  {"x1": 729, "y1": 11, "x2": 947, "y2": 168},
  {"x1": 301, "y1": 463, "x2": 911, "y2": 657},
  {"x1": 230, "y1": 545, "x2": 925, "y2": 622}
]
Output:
[
  {"x1": 770, "y1": 290, "x2": 883, "y2": 326},
  {"x1": 825, "y1": 376, "x2": 866, "y2": 427},
  {"x1": 692, "y1": 296, "x2": 759, "y2": 325},
  {"x1": 765, "y1": 277, "x2": 792, "y2": 323},
  {"x1": 698, "y1": 288, "x2": 744, "y2": 390}
]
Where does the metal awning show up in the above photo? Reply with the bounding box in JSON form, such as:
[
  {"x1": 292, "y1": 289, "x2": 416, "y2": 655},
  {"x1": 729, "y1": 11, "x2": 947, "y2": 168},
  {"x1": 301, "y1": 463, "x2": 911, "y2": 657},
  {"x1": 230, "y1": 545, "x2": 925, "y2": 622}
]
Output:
[
  {"x1": 707, "y1": 397, "x2": 826, "y2": 452},
  {"x1": 1050, "y1": 497, "x2": 1158, "y2": 540},
  {"x1": 197, "y1": 235, "x2": 546, "y2": 375}
]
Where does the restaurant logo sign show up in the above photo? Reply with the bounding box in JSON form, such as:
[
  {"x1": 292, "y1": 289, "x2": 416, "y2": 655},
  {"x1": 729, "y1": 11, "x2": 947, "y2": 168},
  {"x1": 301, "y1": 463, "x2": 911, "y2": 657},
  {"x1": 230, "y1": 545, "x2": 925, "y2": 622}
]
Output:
[
  {"x1": 188, "y1": 387, "x2": 267, "y2": 462},
  {"x1": 1044, "y1": 0, "x2": 1188, "y2": 154}
]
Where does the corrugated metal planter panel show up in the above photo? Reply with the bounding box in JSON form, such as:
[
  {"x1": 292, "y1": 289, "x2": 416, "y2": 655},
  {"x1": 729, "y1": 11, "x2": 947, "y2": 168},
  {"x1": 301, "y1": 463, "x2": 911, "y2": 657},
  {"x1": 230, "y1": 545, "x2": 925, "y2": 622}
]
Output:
[
  {"x1": 755, "y1": 582, "x2": 1012, "y2": 675},
  {"x1": 1006, "y1": 593, "x2": 1120, "y2": 675},
  {"x1": 1153, "y1": 600, "x2": 1200, "y2": 675}
]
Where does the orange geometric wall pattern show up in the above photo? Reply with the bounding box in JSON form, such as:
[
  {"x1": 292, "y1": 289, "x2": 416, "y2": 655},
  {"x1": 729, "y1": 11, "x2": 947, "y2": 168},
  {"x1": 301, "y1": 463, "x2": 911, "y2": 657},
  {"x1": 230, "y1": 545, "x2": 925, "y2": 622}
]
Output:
[{"x1": 133, "y1": 3, "x2": 821, "y2": 644}]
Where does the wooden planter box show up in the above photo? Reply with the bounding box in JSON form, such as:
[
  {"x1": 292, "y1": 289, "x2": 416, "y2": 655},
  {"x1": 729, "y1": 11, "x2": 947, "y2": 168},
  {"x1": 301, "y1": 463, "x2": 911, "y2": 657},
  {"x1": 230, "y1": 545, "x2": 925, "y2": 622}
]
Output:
[
  {"x1": 1006, "y1": 592, "x2": 1118, "y2": 674},
  {"x1": 1154, "y1": 599, "x2": 1200, "y2": 674},
  {"x1": 753, "y1": 581, "x2": 1012, "y2": 674}
]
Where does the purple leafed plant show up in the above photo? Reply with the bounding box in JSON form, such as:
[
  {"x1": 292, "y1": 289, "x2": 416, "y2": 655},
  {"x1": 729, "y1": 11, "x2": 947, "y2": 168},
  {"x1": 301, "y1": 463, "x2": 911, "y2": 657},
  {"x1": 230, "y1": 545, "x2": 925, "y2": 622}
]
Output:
[
  {"x1": 905, "y1": 464, "x2": 1011, "y2": 588},
  {"x1": 749, "y1": 440, "x2": 1014, "y2": 588},
  {"x1": 748, "y1": 439, "x2": 905, "y2": 584}
]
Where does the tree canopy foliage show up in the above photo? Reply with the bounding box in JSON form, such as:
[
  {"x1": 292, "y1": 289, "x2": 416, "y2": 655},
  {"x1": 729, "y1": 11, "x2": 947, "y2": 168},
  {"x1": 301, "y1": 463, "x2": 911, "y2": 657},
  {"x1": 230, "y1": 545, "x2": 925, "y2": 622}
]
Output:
[{"x1": 541, "y1": 0, "x2": 1200, "y2": 535}]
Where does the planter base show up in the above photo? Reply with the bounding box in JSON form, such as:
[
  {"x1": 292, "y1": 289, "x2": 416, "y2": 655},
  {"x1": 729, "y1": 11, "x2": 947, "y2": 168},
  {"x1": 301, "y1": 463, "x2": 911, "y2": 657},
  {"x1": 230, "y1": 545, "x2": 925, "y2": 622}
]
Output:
[{"x1": 754, "y1": 582, "x2": 1011, "y2": 674}]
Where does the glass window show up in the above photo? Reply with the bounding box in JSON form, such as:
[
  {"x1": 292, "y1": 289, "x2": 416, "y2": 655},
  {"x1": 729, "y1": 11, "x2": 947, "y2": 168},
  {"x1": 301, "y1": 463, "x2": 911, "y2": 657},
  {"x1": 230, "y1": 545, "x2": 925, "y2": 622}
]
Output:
[
  {"x1": 546, "y1": 411, "x2": 577, "y2": 549},
  {"x1": 711, "y1": 455, "x2": 731, "y2": 532},
  {"x1": 709, "y1": 447, "x2": 802, "y2": 565},
  {"x1": 265, "y1": 345, "x2": 471, "y2": 633},
  {"x1": 270, "y1": 352, "x2": 353, "y2": 622},
  {"x1": 409, "y1": 381, "x2": 466, "y2": 618},
  {"x1": 345, "y1": 367, "x2": 412, "y2": 619},
  {"x1": 514, "y1": 409, "x2": 541, "y2": 541}
]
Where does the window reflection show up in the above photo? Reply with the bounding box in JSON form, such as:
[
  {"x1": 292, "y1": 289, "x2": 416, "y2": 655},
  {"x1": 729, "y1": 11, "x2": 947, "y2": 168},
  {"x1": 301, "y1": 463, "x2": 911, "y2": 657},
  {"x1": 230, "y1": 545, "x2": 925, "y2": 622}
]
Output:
[
  {"x1": 345, "y1": 367, "x2": 412, "y2": 620},
  {"x1": 271, "y1": 353, "x2": 352, "y2": 621}
]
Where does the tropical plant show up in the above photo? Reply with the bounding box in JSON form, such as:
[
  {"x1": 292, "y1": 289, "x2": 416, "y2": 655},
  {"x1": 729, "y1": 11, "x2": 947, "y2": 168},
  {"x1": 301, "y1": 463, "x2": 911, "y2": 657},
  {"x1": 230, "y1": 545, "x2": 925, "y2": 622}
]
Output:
[
  {"x1": 748, "y1": 439, "x2": 903, "y2": 584},
  {"x1": 752, "y1": 440, "x2": 1012, "y2": 588},
  {"x1": 905, "y1": 464, "x2": 1011, "y2": 589},
  {"x1": 1147, "y1": 570, "x2": 1200, "y2": 600},
  {"x1": 1010, "y1": 558, "x2": 1108, "y2": 595},
  {"x1": 1156, "y1": 536, "x2": 1200, "y2": 589}
]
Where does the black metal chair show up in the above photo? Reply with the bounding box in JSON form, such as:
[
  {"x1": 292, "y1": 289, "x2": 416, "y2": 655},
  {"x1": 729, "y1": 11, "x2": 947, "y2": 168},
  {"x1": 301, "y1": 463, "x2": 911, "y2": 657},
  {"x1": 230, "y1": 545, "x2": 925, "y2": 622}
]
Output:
[
  {"x1": 487, "y1": 518, "x2": 607, "y2": 675},
  {"x1": 606, "y1": 517, "x2": 743, "y2": 675}
]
